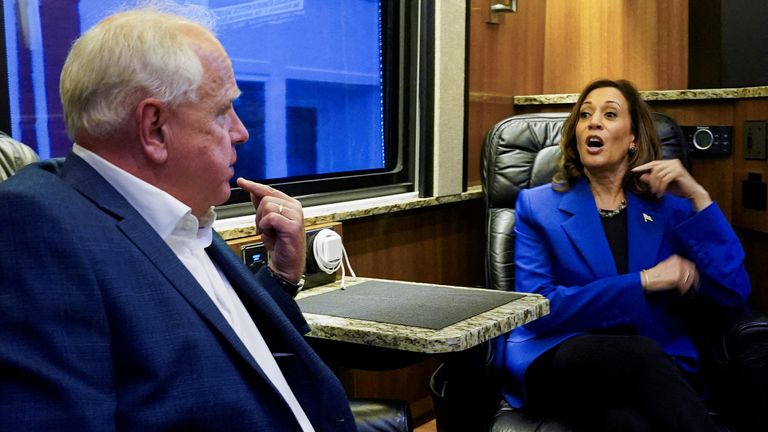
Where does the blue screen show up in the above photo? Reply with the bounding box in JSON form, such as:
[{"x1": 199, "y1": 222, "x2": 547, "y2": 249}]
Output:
[{"x1": 2, "y1": 0, "x2": 386, "y2": 182}]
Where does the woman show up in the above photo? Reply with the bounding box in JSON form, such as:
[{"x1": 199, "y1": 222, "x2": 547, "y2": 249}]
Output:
[{"x1": 501, "y1": 79, "x2": 751, "y2": 431}]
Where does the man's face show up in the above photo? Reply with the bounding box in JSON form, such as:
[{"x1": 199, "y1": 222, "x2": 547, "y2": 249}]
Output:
[{"x1": 163, "y1": 40, "x2": 249, "y2": 217}]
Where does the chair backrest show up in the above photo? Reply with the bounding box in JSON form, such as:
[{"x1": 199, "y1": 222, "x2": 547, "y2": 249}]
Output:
[
  {"x1": 0, "y1": 132, "x2": 39, "y2": 182},
  {"x1": 480, "y1": 112, "x2": 689, "y2": 291}
]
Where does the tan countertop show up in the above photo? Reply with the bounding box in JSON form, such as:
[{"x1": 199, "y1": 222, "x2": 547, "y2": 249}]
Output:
[
  {"x1": 217, "y1": 184, "x2": 484, "y2": 241},
  {"x1": 296, "y1": 277, "x2": 549, "y2": 354}
]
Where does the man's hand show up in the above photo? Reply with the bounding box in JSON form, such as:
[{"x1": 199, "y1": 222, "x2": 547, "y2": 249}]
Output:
[{"x1": 237, "y1": 177, "x2": 306, "y2": 283}]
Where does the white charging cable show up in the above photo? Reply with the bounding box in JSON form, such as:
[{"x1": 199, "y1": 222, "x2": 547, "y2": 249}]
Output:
[
  {"x1": 339, "y1": 243, "x2": 356, "y2": 289},
  {"x1": 312, "y1": 228, "x2": 356, "y2": 289}
]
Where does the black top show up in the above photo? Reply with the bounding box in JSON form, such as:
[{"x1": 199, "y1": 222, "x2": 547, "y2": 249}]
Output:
[{"x1": 600, "y1": 207, "x2": 628, "y2": 274}]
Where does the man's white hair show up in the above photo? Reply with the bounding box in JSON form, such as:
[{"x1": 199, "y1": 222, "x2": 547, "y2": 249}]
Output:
[{"x1": 60, "y1": 1, "x2": 218, "y2": 139}]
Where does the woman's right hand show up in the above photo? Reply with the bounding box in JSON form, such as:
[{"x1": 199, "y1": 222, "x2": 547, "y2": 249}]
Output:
[{"x1": 642, "y1": 254, "x2": 698, "y2": 295}]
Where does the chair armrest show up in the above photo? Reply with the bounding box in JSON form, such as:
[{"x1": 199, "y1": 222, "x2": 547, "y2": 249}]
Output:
[
  {"x1": 489, "y1": 399, "x2": 572, "y2": 432},
  {"x1": 350, "y1": 398, "x2": 412, "y2": 432},
  {"x1": 725, "y1": 315, "x2": 768, "y2": 365},
  {"x1": 706, "y1": 314, "x2": 768, "y2": 431}
]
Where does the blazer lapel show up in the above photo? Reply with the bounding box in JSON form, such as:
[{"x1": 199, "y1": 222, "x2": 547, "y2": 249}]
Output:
[
  {"x1": 118, "y1": 218, "x2": 272, "y2": 373},
  {"x1": 60, "y1": 154, "x2": 268, "y2": 375},
  {"x1": 626, "y1": 193, "x2": 667, "y2": 272},
  {"x1": 559, "y1": 179, "x2": 617, "y2": 278}
]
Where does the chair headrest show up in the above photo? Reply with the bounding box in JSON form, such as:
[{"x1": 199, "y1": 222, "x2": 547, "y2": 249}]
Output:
[
  {"x1": 654, "y1": 112, "x2": 690, "y2": 165},
  {"x1": 481, "y1": 113, "x2": 567, "y2": 208},
  {"x1": 481, "y1": 112, "x2": 689, "y2": 209},
  {"x1": 0, "y1": 132, "x2": 40, "y2": 182}
]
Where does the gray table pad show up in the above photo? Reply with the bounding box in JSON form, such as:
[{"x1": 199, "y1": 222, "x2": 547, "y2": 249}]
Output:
[{"x1": 296, "y1": 280, "x2": 524, "y2": 330}]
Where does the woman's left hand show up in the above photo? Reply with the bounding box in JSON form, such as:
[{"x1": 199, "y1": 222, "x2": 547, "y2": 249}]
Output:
[
  {"x1": 642, "y1": 254, "x2": 699, "y2": 295},
  {"x1": 632, "y1": 159, "x2": 713, "y2": 211}
]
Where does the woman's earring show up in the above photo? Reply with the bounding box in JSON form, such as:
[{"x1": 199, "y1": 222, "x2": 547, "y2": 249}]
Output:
[{"x1": 628, "y1": 146, "x2": 637, "y2": 156}]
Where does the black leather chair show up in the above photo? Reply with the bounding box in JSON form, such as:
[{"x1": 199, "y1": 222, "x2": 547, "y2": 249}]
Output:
[
  {"x1": 476, "y1": 112, "x2": 768, "y2": 432},
  {"x1": 351, "y1": 398, "x2": 413, "y2": 432}
]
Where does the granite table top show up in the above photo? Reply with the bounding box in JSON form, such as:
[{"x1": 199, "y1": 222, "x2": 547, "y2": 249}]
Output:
[
  {"x1": 217, "y1": 185, "x2": 484, "y2": 242},
  {"x1": 295, "y1": 277, "x2": 549, "y2": 354}
]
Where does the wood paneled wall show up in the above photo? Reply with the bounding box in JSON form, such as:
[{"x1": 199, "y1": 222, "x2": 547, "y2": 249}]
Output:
[
  {"x1": 467, "y1": 0, "x2": 546, "y2": 186},
  {"x1": 341, "y1": 201, "x2": 486, "y2": 286},
  {"x1": 468, "y1": 0, "x2": 688, "y2": 96},
  {"x1": 542, "y1": 0, "x2": 688, "y2": 94}
]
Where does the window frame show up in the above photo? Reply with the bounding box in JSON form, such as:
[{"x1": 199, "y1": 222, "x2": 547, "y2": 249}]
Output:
[{"x1": 218, "y1": 0, "x2": 421, "y2": 217}]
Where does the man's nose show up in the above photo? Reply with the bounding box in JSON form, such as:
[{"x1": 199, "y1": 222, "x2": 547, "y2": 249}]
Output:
[{"x1": 230, "y1": 110, "x2": 249, "y2": 145}]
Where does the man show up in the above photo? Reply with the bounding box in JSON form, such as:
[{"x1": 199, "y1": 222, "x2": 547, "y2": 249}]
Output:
[{"x1": 0, "y1": 5, "x2": 356, "y2": 431}]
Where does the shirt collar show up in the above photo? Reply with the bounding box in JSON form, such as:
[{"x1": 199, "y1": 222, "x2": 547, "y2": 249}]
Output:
[
  {"x1": 170, "y1": 207, "x2": 217, "y2": 250},
  {"x1": 72, "y1": 143, "x2": 216, "y2": 242}
]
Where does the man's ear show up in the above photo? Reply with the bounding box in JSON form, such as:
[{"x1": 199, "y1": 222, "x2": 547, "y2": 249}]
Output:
[{"x1": 137, "y1": 98, "x2": 169, "y2": 164}]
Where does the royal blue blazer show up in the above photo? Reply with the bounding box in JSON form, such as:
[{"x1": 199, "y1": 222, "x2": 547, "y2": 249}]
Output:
[
  {"x1": 499, "y1": 177, "x2": 751, "y2": 408},
  {"x1": 0, "y1": 154, "x2": 356, "y2": 431}
]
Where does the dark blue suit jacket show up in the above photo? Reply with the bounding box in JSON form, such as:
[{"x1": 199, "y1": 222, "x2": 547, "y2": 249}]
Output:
[
  {"x1": 499, "y1": 177, "x2": 751, "y2": 408},
  {"x1": 0, "y1": 154, "x2": 356, "y2": 431}
]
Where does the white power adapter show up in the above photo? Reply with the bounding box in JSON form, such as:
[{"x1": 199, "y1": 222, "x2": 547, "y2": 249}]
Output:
[
  {"x1": 312, "y1": 229, "x2": 343, "y2": 274},
  {"x1": 308, "y1": 228, "x2": 356, "y2": 288}
]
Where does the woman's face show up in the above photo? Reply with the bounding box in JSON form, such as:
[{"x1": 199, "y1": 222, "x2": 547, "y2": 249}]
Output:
[{"x1": 575, "y1": 86, "x2": 636, "y2": 178}]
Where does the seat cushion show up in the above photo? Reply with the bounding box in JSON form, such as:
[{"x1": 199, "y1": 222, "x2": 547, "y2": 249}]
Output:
[{"x1": 350, "y1": 398, "x2": 412, "y2": 432}]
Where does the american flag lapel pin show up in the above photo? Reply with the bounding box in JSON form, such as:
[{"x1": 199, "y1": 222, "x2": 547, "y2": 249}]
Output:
[{"x1": 643, "y1": 213, "x2": 653, "y2": 223}]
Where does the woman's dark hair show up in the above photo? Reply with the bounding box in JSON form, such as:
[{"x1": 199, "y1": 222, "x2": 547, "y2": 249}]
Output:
[{"x1": 553, "y1": 79, "x2": 661, "y2": 198}]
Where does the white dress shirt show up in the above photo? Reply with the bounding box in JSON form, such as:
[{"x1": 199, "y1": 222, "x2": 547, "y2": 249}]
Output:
[{"x1": 73, "y1": 144, "x2": 315, "y2": 432}]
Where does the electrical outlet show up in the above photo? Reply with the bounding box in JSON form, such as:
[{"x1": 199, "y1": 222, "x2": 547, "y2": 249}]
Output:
[
  {"x1": 242, "y1": 242, "x2": 267, "y2": 273},
  {"x1": 745, "y1": 121, "x2": 767, "y2": 160}
]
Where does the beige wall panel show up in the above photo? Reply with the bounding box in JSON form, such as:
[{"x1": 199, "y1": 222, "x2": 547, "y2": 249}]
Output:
[
  {"x1": 468, "y1": 0, "x2": 547, "y2": 95},
  {"x1": 542, "y1": 0, "x2": 687, "y2": 93}
]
